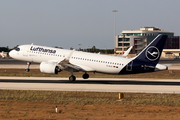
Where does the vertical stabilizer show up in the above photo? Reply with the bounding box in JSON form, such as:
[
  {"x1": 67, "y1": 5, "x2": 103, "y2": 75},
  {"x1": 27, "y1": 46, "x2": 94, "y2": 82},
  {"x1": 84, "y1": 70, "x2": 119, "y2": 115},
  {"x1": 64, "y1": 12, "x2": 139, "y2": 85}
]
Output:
[
  {"x1": 134, "y1": 34, "x2": 168, "y2": 65},
  {"x1": 119, "y1": 34, "x2": 168, "y2": 74}
]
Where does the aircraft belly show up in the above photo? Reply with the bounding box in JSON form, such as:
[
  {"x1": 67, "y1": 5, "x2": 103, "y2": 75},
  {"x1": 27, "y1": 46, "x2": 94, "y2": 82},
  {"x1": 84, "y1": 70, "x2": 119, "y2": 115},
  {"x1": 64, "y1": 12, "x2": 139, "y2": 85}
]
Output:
[
  {"x1": 72, "y1": 62, "x2": 121, "y2": 74},
  {"x1": 98, "y1": 68, "x2": 121, "y2": 74}
]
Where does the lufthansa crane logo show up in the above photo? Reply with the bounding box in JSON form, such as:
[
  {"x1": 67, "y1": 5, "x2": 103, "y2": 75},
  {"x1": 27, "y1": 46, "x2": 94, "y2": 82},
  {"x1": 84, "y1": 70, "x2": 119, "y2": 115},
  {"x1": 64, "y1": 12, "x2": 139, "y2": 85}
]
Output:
[{"x1": 145, "y1": 46, "x2": 160, "y2": 61}]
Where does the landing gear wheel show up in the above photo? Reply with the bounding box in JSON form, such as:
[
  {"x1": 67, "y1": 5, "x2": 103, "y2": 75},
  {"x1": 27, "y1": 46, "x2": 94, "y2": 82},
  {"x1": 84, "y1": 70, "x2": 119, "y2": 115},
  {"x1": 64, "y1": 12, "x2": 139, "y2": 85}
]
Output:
[
  {"x1": 82, "y1": 73, "x2": 89, "y2": 79},
  {"x1": 69, "y1": 75, "x2": 76, "y2": 82},
  {"x1": 25, "y1": 68, "x2": 30, "y2": 72}
]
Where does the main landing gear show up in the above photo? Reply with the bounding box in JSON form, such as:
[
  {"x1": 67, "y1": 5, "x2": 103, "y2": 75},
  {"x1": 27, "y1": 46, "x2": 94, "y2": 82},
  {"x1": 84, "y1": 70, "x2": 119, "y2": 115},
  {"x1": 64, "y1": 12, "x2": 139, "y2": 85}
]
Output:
[
  {"x1": 68, "y1": 71, "x2": 89, "y2": 82},
  {"x1": 68, "y1": 69, "x2": 76, "y2": 82},
  {"x1": 82, "y1": 72, "x2": 89, "y2": 79},
  {"x1": 25, "y1": 62, "x2": 31, "y2": 72},
  {"x1": 69, "y1": 75, "x2": 76, "y2": 82}
]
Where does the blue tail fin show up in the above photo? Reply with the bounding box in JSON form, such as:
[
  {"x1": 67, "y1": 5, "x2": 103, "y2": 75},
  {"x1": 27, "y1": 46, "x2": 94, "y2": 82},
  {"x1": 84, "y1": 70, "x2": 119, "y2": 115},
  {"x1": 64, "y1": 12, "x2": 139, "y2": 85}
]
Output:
[
  {"x1": 134, "y1": 34, "x2": 168, "y2": 64},
  {"x1": 119, "y1": 34, "x2": 168, "y2": 74}
]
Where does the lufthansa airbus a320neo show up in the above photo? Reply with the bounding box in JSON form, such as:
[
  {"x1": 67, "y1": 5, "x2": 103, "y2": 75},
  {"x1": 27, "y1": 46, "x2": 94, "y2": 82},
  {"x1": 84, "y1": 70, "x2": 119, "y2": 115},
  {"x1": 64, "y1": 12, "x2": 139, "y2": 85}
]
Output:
[{"x1": 9, "y1": 34, "x2": 168, "y2": 81}]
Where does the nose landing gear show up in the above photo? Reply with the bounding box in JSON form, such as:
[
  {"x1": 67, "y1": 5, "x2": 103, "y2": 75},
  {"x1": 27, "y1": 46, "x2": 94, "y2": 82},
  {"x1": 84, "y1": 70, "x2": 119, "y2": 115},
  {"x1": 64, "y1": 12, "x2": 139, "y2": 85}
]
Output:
[{"x1": 25, "y1": 62, "x2": 31, "y2": 72}]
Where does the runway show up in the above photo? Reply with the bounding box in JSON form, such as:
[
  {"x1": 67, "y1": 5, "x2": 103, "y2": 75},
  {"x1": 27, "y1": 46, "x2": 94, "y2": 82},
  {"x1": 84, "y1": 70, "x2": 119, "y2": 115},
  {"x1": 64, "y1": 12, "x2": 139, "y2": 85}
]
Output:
[{"x1": 0, "y1": 77, "x2": 180, "y2": 93}]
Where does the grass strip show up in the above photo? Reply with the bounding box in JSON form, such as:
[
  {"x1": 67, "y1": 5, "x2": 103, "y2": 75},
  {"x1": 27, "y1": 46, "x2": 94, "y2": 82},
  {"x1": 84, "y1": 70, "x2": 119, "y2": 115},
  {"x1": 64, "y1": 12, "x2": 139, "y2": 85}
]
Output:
[{"x1": 0, "y1": 90, "x2": 180, "y2": 106}]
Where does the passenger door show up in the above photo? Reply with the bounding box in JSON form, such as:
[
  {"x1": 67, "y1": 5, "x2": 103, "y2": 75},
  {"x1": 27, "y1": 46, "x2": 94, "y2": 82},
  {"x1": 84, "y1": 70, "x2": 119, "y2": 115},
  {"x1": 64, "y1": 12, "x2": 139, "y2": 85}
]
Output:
[{"x1": 126, "y1": 61, "x2": 133, "y2": 71}]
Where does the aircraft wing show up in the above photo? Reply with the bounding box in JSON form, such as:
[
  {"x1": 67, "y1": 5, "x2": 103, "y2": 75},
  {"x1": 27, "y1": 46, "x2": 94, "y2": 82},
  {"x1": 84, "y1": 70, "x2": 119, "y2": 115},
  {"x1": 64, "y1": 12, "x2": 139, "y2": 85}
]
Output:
[{"x1": 57, "y1": 49, "x2": 95, "y2": 72}]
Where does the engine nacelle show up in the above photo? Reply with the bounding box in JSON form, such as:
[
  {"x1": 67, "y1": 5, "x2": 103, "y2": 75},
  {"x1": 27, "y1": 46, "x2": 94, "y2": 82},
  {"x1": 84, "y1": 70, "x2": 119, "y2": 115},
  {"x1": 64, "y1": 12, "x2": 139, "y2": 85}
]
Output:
[{"x1": 40, "y1": 61, "x2": 60, "y2": 74}]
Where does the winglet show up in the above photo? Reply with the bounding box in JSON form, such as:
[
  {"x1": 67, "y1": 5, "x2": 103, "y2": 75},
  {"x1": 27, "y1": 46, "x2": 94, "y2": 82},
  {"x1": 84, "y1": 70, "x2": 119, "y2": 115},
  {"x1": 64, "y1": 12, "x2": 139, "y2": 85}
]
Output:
[
  {"x1": 122, "y1": 46, "x2": 133, "y2": 57},
  {"x1": 65, "y1": 49, "x2": 75, "y2": 61},
  {"x1": 59, "y1": 49, "x2": 75, "y2": 64}
]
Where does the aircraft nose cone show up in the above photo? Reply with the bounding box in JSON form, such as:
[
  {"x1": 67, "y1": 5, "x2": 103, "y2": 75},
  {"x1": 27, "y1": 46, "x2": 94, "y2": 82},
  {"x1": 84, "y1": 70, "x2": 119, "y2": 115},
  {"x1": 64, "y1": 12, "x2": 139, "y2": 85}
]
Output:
[{"x1": 9, "y1": 51, "x2": 13, "y2": 58}]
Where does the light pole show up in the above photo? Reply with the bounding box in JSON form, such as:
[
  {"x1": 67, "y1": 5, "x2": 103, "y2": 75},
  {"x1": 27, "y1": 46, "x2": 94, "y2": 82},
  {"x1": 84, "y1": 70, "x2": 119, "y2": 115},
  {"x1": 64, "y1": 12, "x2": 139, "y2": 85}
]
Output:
[
  {"x1": 113, "y1": 10, "x2": 118, "y2": 54},
  {"x1": 78, "y1": 44, "x2": 81, "y2": 51}
]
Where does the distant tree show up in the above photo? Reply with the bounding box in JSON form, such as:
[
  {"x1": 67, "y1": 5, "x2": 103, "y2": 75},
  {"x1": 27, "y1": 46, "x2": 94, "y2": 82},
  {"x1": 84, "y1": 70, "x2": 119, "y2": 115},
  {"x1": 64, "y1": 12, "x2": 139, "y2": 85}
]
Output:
[
  {"x1": 0, "y1": 46, "x2": 10, "y2": 52},
  {"x1": 54, "y1": 46, "x2": 63, "y2": 49},
  {"x1": 86, "y1": 46, "x2": 114, "y2": 54}
]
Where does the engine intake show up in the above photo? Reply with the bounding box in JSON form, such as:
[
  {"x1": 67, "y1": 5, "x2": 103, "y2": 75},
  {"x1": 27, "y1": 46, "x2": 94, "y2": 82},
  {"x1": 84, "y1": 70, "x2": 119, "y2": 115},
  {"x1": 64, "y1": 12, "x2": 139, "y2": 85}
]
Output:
[{"x1": 40, "y1": 61, "x2": 60, "y2": 74}]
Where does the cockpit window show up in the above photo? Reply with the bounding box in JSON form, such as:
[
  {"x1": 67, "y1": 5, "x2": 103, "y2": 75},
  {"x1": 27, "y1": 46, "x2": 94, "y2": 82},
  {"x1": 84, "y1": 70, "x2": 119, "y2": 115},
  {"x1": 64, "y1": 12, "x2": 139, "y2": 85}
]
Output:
[{"x1": 15, "y1": 47, "x2": 20, "y2": 51}]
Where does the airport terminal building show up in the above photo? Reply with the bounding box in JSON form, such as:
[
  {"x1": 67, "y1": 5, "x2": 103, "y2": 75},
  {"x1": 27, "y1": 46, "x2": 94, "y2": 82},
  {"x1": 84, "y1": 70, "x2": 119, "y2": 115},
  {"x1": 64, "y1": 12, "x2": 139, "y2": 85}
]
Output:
[{"x1": 115, "y1": 27, "x2": 180, "y2": 57}]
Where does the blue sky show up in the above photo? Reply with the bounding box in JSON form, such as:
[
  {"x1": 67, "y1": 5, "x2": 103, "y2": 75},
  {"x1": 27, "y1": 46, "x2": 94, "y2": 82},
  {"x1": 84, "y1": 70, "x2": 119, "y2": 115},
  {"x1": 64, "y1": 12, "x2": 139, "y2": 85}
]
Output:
[{"x1": 0, "y1": 0, "x2": 179, "y2": 49}]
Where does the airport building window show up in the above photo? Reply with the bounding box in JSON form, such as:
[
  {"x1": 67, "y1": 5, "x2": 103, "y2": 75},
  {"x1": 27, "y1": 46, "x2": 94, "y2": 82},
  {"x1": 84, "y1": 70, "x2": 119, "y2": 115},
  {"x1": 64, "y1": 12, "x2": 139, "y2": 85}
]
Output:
[
  {"x1": 133, "y1": 33, "x2": 141, "y2": 36},
  {"x1": 124, "y1": 43, "x2": 130, "y2": 46},
  {"x1": 123, "y1": 33, "x2": 141, "y2": 36},
  {"x1": 118, "y1": 43, "x2": 122, "y2": 46},
  {"x1": 118, "y1": 38, "x2": 130, "y2": 42},
  {"x1": 125, "y1": 33, "x2": 133, "y2": 36}
]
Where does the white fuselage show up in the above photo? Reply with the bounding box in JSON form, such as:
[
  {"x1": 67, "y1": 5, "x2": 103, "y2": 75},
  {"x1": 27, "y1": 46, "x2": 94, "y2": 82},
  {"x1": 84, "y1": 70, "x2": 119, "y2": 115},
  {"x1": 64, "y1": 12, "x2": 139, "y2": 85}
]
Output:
[{"x1": 9, "y1": 35, "x2": 169, "y2": 81}]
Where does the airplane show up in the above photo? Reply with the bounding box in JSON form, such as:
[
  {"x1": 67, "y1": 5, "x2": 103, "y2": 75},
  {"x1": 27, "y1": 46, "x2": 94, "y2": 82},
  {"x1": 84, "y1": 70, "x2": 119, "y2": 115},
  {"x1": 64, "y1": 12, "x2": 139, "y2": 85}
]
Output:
[{"x1": 9, "y1": 34, "x2": 168, "y2": 81}]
